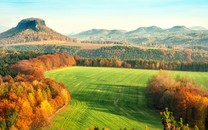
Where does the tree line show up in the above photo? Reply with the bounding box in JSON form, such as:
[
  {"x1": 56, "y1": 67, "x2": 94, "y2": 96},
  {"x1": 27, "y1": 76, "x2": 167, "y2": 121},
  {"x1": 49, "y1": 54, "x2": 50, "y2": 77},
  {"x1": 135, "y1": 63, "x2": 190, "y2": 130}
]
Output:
[
  {"x1": 75, "y1": 58, "x2": 208, "y2": 72},
  {"x1": 125, "y1": 60, "x2": 208, "y2": 72}
]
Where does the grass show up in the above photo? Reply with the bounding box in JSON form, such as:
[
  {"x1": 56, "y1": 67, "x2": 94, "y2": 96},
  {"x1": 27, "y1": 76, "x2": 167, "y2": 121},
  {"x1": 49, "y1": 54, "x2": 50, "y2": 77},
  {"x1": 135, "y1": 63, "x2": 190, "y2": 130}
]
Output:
[{"x1": 45, "y1": 67, "x2": 208, "y2": 130}]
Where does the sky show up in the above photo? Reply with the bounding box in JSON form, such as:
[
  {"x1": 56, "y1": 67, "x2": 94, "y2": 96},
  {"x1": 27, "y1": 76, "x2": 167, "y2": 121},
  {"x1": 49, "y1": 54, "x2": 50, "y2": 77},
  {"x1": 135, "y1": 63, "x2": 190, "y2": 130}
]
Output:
[{"x1": 0, "y1": 0, "x2": 208, "y2": 34}]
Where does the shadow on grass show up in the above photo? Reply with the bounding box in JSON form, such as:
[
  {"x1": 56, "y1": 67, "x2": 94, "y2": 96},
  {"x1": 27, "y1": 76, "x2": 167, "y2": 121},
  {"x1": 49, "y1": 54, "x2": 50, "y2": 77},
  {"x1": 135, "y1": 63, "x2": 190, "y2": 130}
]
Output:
[{"x1": 70, "y1": 83, "x2": 161, "y2": 127}]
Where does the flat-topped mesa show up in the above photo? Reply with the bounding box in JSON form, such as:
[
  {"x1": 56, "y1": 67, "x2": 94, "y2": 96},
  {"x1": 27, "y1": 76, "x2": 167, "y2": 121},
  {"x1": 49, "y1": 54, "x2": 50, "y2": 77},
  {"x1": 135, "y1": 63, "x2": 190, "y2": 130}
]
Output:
[
  {"x1": 16, "y1": 18, "x2": 46, "y2": 31},
  {"x1": 0, "y1": 18, "x2": 79, "y2": 44}
]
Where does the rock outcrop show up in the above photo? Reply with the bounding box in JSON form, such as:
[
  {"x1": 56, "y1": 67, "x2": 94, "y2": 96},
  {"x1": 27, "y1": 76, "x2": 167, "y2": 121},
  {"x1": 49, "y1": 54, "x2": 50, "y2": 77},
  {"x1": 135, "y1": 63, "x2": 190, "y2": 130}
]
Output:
[{"x1": 0, "y1": 18, "x2": 77, "y2": 44}]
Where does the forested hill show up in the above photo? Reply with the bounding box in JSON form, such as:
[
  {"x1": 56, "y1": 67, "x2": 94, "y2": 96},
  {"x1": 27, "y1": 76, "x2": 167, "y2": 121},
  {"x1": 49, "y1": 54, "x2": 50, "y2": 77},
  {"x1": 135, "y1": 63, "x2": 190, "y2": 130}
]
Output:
[
  {"x1": 76, "y1": 46, "x2": 208, "y2": 61},
  {"x1": 2, "y1": 45, "x2": 207, "y2": 62}
]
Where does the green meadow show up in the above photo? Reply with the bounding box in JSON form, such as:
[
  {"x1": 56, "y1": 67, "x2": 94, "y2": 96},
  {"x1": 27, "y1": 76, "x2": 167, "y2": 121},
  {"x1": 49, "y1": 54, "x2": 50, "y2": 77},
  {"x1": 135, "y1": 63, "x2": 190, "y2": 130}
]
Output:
[{"x1": 45, "y1": 67, "x2": 208, "y2": 130}]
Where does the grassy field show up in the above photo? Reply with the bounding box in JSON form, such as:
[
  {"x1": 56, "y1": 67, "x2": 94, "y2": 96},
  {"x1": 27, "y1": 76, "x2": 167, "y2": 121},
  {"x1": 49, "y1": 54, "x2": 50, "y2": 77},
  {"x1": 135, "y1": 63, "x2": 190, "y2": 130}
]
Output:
[{"x1": 45, "y1": 67, "x2": 208, "y2": 130}]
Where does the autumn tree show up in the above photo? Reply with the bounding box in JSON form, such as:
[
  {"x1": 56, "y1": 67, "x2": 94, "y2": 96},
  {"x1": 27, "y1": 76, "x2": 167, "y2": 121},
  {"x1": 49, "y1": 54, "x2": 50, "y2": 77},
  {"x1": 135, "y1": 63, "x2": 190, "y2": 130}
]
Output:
[{"x1": 148, "y1": 70, "x2": 208, "y2": 129}]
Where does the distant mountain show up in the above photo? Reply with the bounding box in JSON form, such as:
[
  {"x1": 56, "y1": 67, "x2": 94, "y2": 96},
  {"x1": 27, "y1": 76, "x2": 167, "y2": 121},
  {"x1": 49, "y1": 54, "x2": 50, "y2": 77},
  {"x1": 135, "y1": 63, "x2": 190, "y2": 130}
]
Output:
[
  {"x1": 72, "y1": 29, "x2": 127, "y2": 41},
  {"x1": 166, "y1": 26, "x2": 191, "y2": 33},
  {"x1": 73, "y1": 26, "x2": 208, "y2": 46},
  {"x1": 0, "y1": 18, "x2": 77, "y2": 44},
  {"x1": 0, "y1": 26, "x2": 8, "y2": 33},
  {"x1": 189, "y1": 26, "x2": 207, "y2": 31}
]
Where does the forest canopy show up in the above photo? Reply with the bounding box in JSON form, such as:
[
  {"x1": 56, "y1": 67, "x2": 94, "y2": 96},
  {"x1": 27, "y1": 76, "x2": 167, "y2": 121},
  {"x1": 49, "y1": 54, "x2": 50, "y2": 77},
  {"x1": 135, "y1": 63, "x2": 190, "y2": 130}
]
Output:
[{"x1": 0, "y1": 53, "x2": 76, "y2": 129}]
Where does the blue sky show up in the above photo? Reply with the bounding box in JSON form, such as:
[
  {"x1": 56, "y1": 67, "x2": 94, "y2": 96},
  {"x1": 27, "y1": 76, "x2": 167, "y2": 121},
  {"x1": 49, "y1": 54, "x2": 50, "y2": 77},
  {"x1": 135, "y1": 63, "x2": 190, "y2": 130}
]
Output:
[{"x1": 0, "y1": 0, "x2": 208, "y2": 34}]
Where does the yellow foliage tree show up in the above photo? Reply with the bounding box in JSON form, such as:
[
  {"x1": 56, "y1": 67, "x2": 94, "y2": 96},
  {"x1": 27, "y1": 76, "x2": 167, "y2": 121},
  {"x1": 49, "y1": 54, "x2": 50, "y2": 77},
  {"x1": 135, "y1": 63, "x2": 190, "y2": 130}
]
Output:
[{"x1": 40, "y1": 100, "x2": 53, "y2": 116}]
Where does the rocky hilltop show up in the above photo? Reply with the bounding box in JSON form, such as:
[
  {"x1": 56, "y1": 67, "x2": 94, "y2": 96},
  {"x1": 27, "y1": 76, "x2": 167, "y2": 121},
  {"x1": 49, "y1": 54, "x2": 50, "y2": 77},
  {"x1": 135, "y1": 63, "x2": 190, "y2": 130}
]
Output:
[
  {"x1": 0, "y1": 18, "x2": 77, "y2": 44},
  {"x1": 16, "y1": 18, "x2": 46, "y2": 32}
]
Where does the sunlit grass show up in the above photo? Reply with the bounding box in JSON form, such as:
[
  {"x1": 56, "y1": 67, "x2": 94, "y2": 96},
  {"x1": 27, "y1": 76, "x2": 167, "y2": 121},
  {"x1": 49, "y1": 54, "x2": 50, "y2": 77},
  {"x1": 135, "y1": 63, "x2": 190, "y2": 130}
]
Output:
[{"x1": 45, "y1": 67, "x2": 208, "y2": 130}]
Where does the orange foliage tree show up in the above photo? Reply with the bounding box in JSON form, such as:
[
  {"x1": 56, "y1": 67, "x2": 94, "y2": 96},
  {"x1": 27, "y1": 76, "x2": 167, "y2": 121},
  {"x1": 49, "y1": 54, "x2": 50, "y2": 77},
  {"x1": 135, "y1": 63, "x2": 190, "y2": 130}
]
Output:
[
  {"x1": 10, "y1": 53, "x2": 76, "y2": 78},
  {"x1": 0, "y1": 53, "x2": 74, "y2": 129},
  {"x1": 0, "y1": 75, "x2": 70, "y2": 130},
  {"x1": 147, "y1": 70, "x2": 208, "y2": 130}
]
